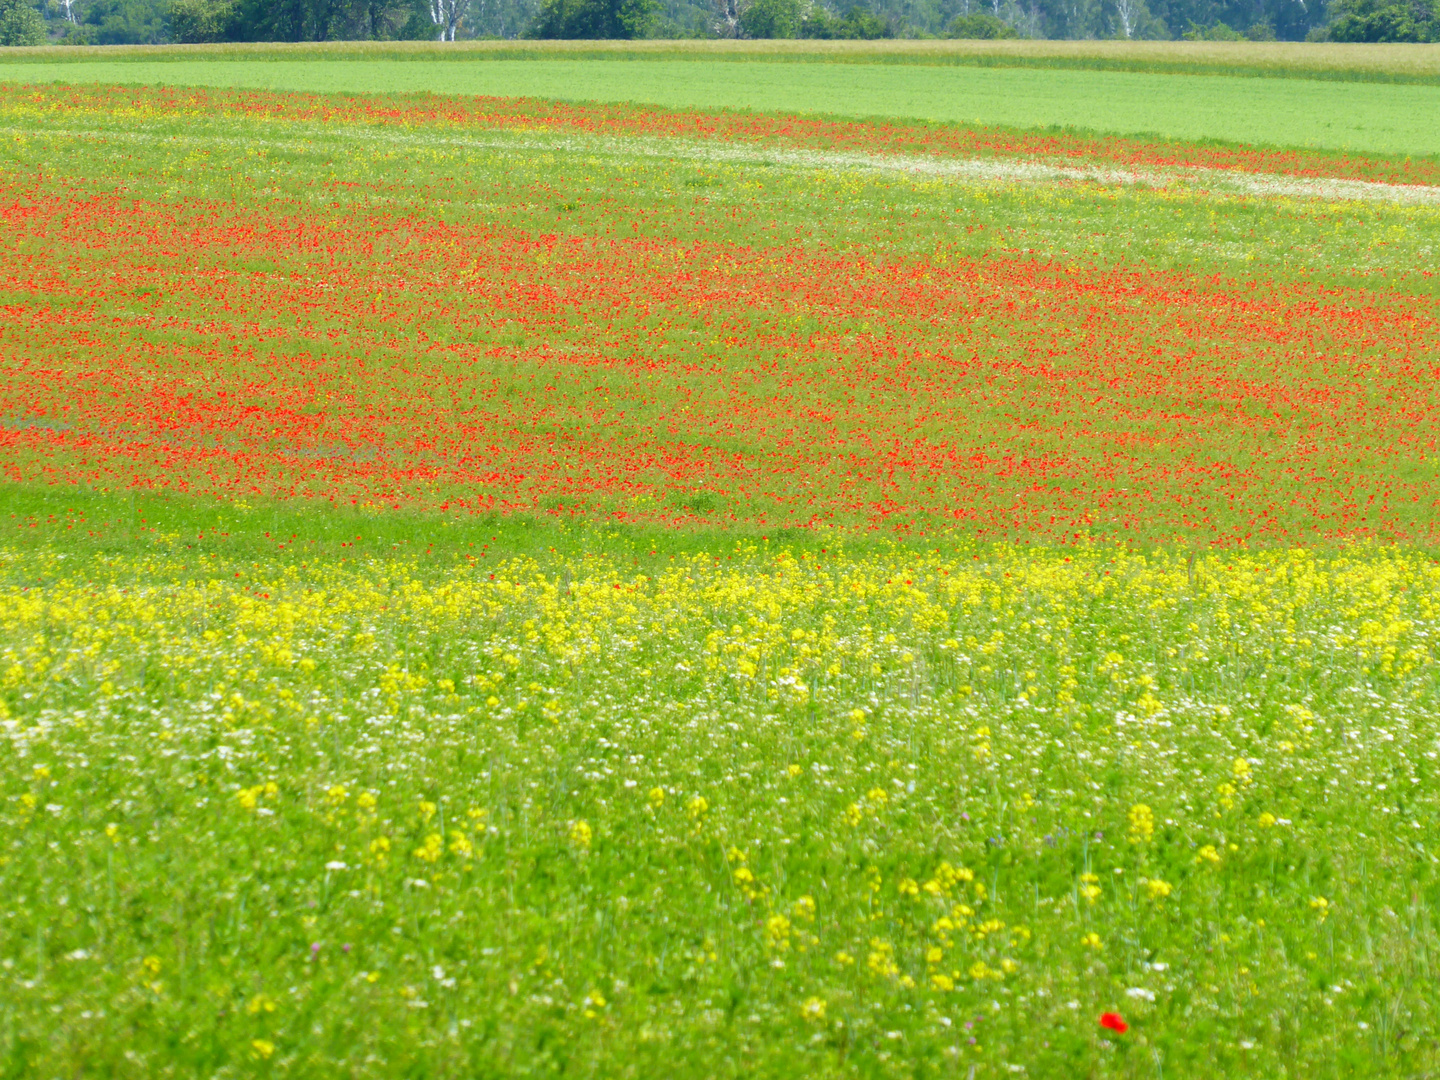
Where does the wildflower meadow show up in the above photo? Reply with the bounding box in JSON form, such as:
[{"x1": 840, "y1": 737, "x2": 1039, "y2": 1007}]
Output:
[{"x1": 1, "y1": 63, "x2": 1439, "y2": 1078}]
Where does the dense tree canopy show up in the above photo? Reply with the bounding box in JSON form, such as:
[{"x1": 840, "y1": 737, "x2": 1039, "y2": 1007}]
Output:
[
  {"x1": 947, "y1": 10, "x2": 1016, "y2": 35},
  {"x1": 0, "y1": 0, "x2": 46, "y2": 42},
  {"x1": 6, "y1": 0, "x2": 1347, "y2": 49},
  {"x1": 528, "y1": 0, "x2": 656, "y2": 37},
  {"x1": 1326, "y1": 0, "x2": 1438, "y2": 39}
]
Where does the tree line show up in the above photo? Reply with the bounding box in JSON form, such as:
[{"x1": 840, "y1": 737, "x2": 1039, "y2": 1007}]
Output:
[{"x1": 1, "y1": 0, "x2": 1433, "y2": 51}]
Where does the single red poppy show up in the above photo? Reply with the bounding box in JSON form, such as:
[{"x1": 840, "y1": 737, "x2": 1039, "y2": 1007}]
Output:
[{"x1": 1099, "y1": 1012, "x2": 1128, "y2": 1034}]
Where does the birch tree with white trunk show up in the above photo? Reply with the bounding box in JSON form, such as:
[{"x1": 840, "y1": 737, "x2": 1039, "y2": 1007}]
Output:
[
  {"x1": 1113, "y1": 0, "x2": 1138, "y2": 35},
  {"x1": 430, "y1": 0, "x2": 468, "y2": 39}
]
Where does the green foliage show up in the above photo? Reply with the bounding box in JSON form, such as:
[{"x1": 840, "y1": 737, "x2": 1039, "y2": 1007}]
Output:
[
  {"x1": 799, "y1": 2, "x2": 888, "y2": 35},
  {"x1": 169, "y1": 0, "x2": 233, "y2": 40},
  {"x1": 526, "y1": 0, "x2": 656, "y2": 37},
  {"x1": 82, "y1": 0, "x2": 168, "y2": 40},
  {"x1": 739, "y1": 0, "x2": 801, "y2": 36},
  {"x1": 0, "y1": 0, "x2": 44, "y2": 44},
  {"x1": 947, "y1": 10, "x2": 1018, "y2": 35},
  {"x1": 221, "y1": 0, "x2": 426, "y2": 40},
  {"x1": 1326, "y1": 0, "x2": 1439, "y2": 40},
  {"x1": 1182, "y1": 17, "x2": 1243, "y2": 36},
  {"x1": 1185, "y1": 17, "x2": 1278, "y2": 38}
]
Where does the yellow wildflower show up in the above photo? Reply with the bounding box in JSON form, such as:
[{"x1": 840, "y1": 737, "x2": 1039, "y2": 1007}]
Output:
[
  {"x1": 1128, "y1": 803, "x2": 1155, "y2": 843},
  {"x1": 569, "y1": 820, "x2": 592, "y2": 849},
  {"x1": 1144, "y1": 878, "x2": 1173, "y2": 900},
  {"x1": 765, "y1": 914, "x2": 792, "y2": 950},
  {"x1": 867, "y1": 939, "x2": 898, "y2": 978}
]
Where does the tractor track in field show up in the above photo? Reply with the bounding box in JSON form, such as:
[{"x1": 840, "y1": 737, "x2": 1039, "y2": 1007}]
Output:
[{"x1": 12, "y1": 121, "x2": 1440, "y2": 209}]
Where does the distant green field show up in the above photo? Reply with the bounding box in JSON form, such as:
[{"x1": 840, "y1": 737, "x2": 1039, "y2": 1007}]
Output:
[
  {"x1": 7, "y1": 40, "x2": 1440, "y2": 83},
  {"x1": 4, "y1": 58, "x2": 1440, "y2": 156}
]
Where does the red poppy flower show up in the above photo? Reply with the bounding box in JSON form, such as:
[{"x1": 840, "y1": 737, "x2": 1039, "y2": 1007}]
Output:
[{"x1": 1099, "y1": 1012, "x2": 1129, "y2": 1034}]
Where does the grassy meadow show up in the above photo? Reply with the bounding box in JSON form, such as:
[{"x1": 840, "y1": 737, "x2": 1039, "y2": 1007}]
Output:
[
  {"x1": 5, "y1": 52, "x2": 1440, "y2": 153},
  {"x1": 6, "y1": 39, "x2": 1440, "y2": 82},
  {"x1": 1, "y1": 52, "x2": 1440, "y2": 1078}
]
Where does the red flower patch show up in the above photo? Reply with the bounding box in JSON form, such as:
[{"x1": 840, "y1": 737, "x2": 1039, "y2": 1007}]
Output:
[{"x1": 1100, "y1": 1012, "x2": 1129, "y2": 1034}]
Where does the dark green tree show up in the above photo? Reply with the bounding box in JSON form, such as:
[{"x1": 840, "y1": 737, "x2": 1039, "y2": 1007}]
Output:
[
  {"x1": 169, "y1": 0, "x2": 230, "y2": 38},
  {"x1": 739, "y1": 0, "x2": 799, "y2": 35},
  {"x1": 1326, "y1": 0, "x2": 1437, "y2": 38},
  {"x1": 1180, "y1": 15, "x2": 1242, "y2": 34},
  {"x1": 946, "y1": 9, "x2": 1016, "y2": 32},
  {"x1": 800, "y1": 1, "x2": 888, "y2": 35},
  {"x1": 0, "y1": 0, "x2": 45, "y2": 43},
  {"x1": 527, "y1": 0, "x2": 655, "y2": 35},
  {"x1": 225, "y1": 0, "x2": 424, "y2": 39},
  {"x1": 72, "y1": 0, "x2": 167, "y2": 40}
]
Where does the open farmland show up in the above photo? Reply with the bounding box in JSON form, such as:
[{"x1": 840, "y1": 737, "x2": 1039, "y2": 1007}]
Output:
[
  {"x1": 1, "y1": 65, "x2": 1440, "y2": 1078},
  {"x1": 5, "y1": 52, "x2": 1440, "y2": 154}
]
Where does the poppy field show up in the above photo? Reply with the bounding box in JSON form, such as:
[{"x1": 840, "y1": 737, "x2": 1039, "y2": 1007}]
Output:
[{"x1": 2, "y1": 76, "x2": 1440, "y2": 1077}]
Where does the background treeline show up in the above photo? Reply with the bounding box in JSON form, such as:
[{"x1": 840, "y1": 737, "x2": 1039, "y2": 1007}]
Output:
[{"x1": 2, "y1": 0, "x2": 1434, "y2": 52}]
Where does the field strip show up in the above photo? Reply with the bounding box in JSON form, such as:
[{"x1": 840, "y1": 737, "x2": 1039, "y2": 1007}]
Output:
[
  {"x1": 626, "y1": 133, "x2": 1440, "y2": 206},
  {"x1": 8, "y1": 60, "x2": 1440, "y2": 157},
  {"x1": 8, "y1": 40, "x2": 1440, "y2": 83},
  {"x1": 15, "y1": 120, "x2": 1440, "y2": 208}
]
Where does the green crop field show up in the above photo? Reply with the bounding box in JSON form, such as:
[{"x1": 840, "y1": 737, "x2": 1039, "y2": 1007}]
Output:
[
  {"x1": 9, "y1": 39, "x2": 1440, "y2": 82},
  {"x1": 5, "y1": 52, "x2": 1440, "y2": 154},
  {"x1": 1, "y1": 52, "x2": 1440, "y2": 1079}
]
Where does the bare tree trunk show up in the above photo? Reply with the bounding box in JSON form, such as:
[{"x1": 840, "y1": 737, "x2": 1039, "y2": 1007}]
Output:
[
  {"x1": 430, "y1": 0, "x2": 467, "y2": 38},
  {"x1": 714, "y1": 0, "x2": 740, "y2": 37},
  {"x1": 1113, "y1": 0, "x2": 1135, "y2": 35}
]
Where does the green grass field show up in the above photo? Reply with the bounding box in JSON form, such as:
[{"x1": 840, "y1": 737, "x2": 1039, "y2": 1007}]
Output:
[
  {"x1": 9, "y1": 39, "x2": 1440, "y2": 83},
  {"x1": 3, "y1": 55, "x2": 1440, "y2": 155},
  {"x1": 2, "y1": 57, "x2": 1440, "y2": 1079}
]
